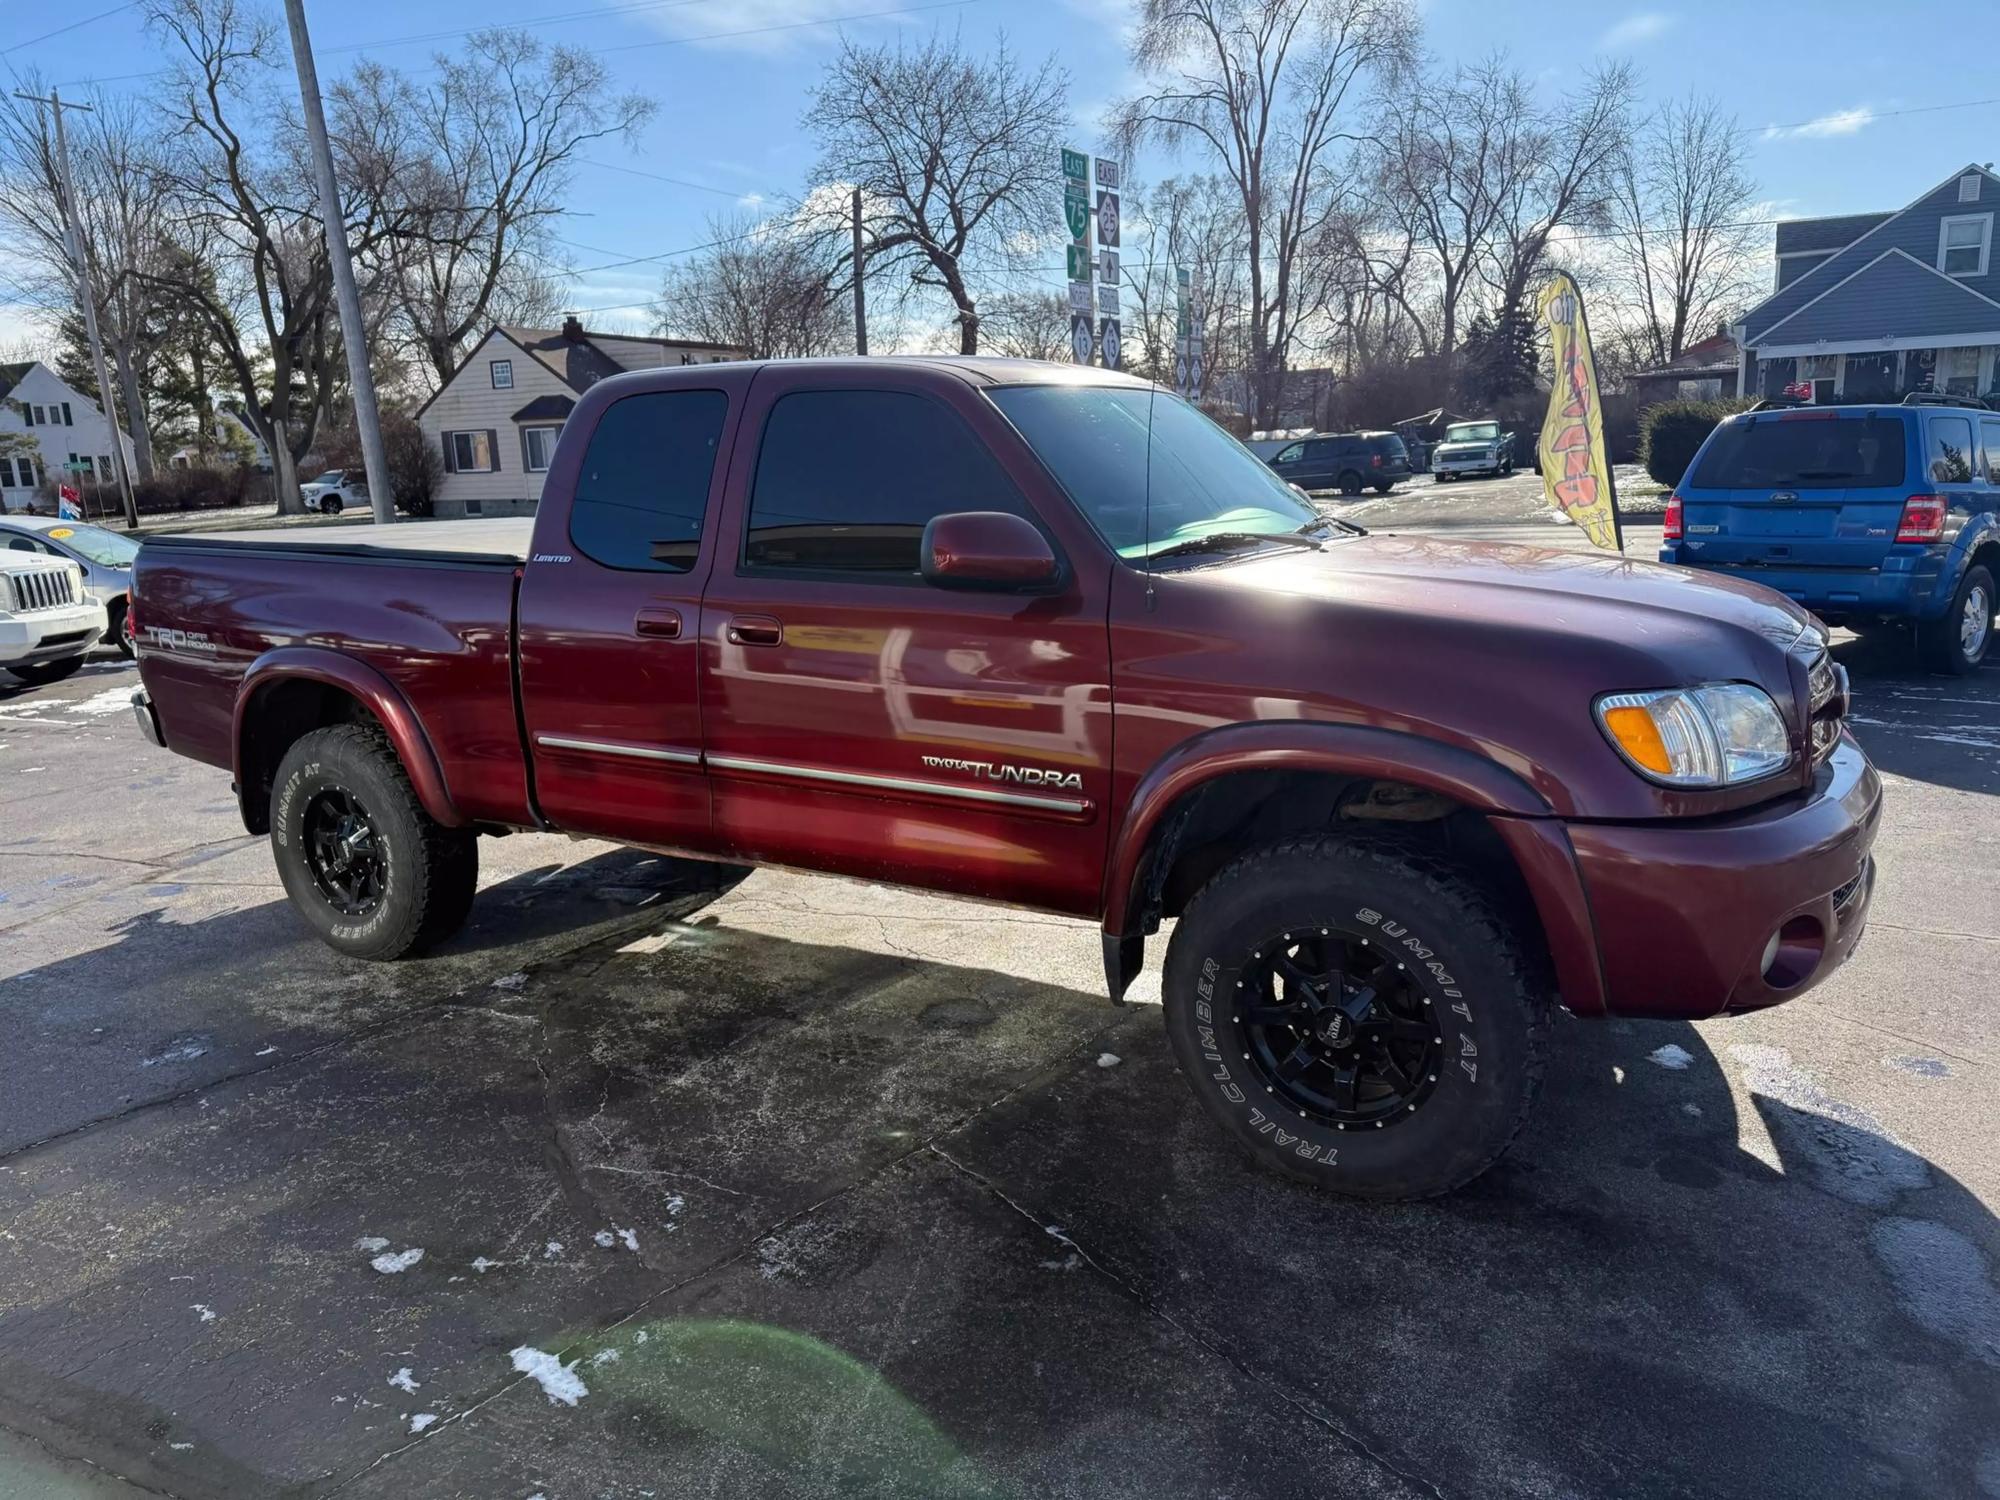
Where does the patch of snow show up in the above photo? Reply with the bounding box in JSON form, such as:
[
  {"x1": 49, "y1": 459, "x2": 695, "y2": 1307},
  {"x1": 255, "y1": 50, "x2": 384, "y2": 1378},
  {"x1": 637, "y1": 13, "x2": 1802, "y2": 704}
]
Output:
[
  {"x1": 1611, "y1": 1065, "x2": 1625, "y2": 1084},
  {"x1": 590, "y1": 1348, "x2": 621, "y2": 1366},
  {"x1": 543, "y1": 1240, "x2": 564, "y2": 1259},
  {"x1": 388, "y1": 1368, "x2": 419, "y2": 1394},
  {"x1": 255, "y1": 1046, "x2": 279, "y2": 1057},
  {"x1": 662, "y1": 1193, "x2": 684, "y2": 1218},
  {"x1": 592, "y1": 1229, "x2": 616, "y2": 1248},
  {"x1": 408, "y1": 1413, "x2": 438, "y2": 1433},
  {"x1": 1095, "y1": 1052, "x2": 1121, "y2": 1069},
  {"x1": 617, "y1": 1227, "x2": 639, "y2": 1252},
  {"x1": 67, "y1": 686, "x2": 143, "y2": 718},
  {"x1": 1648, "y1": 1043, "x2": 1694, "y2": 1071},
  {"x1": 490, "y1": 971, "x2": 528, "y2": 991},
  {"x1": 371, "y1": 1248, "x2": 424, "y2": 1274},
  {"x1": 169, "y1": 1442, "x2": 194, "y2": 1451},
  {"x1": 510, "y1": 1345, "x2": 588, "y2": 1406},
  {"x1": 633, "y1": 1329, "x2": 648, "y2": 1344},
  {"x1": 1681, "y1": 1102, "x2": 1703, "y2": 1117},
  {"x1": 354, "y1": 1236, "x2": 391, "y2": 1253},
  {"x1": 470, "y1": 1256, "x2": 501, "y2": 1273},
  {"x1": 191, "y1": 1304, "x2": 216, "y2": 1322},
  {"x1": 140, "y1": 1038, "x2": 210, "y2": 1067}
]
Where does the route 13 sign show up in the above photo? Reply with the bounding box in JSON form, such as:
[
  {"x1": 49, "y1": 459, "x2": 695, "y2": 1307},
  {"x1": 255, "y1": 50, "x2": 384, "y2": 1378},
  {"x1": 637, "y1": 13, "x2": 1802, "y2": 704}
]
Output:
[
  {"x1": 1070, "y1": 313, "x2": 1094, "y2": 364},
  {"x1": 1099, "y1": 317, "x2": 1122, "y2": 371}
]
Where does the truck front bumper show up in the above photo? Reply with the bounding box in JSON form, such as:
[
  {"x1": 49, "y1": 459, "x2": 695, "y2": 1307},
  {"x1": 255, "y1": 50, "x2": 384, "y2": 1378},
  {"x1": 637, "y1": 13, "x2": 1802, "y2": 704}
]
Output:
[
  {"x1": 0, "y1": 602, "x2": 108, "y2": 667},
  {"x1": 1561, "y1": 736, "x2": 1880, "y2": 1019},
  {"x1": 1433, "y1": 452, "x2": 1505, "y2": 476}
]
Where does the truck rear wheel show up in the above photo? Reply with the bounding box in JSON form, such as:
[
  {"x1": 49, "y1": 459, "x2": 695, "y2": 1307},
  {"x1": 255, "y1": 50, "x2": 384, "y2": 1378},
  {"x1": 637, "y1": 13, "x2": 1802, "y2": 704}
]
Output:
[
  {"x1": 270, "y1": 724, "x2": 478, "y2": 960},
  {"x1": 1162, "y1": 835, "x2": 1550, "y2": 1200},
  {"x1": 1918, "y1": 564, "x2": 1993, "y2": 675}
]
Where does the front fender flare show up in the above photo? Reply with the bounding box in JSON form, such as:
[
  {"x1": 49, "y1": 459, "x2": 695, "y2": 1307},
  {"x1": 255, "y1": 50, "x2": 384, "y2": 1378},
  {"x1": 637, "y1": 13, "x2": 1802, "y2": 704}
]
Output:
[{"x1": 233, "y1": 646, "x2": 462, "y2": 830}]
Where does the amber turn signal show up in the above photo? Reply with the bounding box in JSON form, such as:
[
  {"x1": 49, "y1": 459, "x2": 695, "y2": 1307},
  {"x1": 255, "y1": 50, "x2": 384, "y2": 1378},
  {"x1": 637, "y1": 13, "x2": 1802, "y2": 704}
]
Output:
[{"x1": 1599, "y1": 704, "x2": 1674, "y2": 775}]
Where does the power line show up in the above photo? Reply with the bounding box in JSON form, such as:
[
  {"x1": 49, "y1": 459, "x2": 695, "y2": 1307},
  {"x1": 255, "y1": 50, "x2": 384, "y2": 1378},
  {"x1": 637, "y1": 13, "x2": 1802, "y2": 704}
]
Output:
[
  {"x1": 1746, "y1": 96, "x2": 2000, "y2": 138},
  {"x1": 580, "y1": 157, "x2": 766, "y2": 202},
  {"x1": 0, "y1": 2, "x2": 140, "y2": 57}
]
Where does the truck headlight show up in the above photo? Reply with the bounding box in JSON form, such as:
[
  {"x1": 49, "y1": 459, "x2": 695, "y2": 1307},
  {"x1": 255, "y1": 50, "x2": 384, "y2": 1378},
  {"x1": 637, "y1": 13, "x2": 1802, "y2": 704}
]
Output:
[{"x1": 1595, "y1": 684, "x2": 1791, "y2": 786}]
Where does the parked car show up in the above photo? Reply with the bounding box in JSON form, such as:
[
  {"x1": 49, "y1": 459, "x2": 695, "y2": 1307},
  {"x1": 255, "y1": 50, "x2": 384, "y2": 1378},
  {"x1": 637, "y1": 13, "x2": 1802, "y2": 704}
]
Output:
[
  {"x1": 0, "y1": 515, "x2": 139, "y2": 655},
  {"x1": 1661, "y1": 393, "x2": 2000, "y2": 674},
  {"x1": 1431, "y1": 420, "x2": 1516, "y2": 482},
  {"x1": 1, "y1": 550, "x2": 107, "y2": 684},
  {"x1": 1265, "y1": 431, "x2": 1412, "y2": 495},
  {"x1": 130, "y1": 357, "x2": 1878, "y2": 1201},
  {"x1": 299, "y1": 469, "x2": 367, "y2": 515}
]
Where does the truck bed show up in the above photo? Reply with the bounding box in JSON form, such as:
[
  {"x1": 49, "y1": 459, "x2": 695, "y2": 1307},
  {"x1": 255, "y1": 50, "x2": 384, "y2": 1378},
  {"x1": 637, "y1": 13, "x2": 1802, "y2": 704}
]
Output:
[{"x1": 144, "y1": 517, "x2": 533, "y2": 566}]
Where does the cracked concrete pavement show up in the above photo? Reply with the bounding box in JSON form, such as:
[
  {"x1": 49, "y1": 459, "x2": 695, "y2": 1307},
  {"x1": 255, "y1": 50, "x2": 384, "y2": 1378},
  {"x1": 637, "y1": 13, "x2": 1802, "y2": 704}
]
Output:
[{"x1": 2, "y1": 511, "x2": 1998, "y2": 1498}]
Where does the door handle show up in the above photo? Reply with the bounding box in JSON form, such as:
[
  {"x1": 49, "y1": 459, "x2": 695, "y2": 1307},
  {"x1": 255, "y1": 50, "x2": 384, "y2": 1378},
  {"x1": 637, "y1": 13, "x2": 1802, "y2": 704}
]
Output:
[
  {"x1": 727, "y1": 614, "x2": 783, "y2": 647},
  {"x1": 635, "y1": 608, "x2": 682, "y2": 640}
]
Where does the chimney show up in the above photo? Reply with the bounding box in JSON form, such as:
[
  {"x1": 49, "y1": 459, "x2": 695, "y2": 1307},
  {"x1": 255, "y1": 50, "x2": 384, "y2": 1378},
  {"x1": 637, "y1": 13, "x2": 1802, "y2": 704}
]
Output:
[{"x1": 561, "y1": 314, "x2": 585, "y2": 342}]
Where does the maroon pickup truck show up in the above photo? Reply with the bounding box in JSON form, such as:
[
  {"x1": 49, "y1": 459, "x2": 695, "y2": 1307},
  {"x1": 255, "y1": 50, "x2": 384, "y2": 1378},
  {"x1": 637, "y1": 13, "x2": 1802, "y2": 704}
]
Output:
[{"x1": 129, "y1": 357, "x2": 1881, "y2": 1198}]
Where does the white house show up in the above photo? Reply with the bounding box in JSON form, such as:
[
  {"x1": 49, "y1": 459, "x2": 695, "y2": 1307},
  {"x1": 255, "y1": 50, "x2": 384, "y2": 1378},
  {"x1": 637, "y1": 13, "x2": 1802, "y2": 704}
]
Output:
[
  {"x1": 0, "y1": 360, "x2": 140, "y2": 513},
  {"x1": 416, "y1": 318, "x2": 745, "y2": 518}
]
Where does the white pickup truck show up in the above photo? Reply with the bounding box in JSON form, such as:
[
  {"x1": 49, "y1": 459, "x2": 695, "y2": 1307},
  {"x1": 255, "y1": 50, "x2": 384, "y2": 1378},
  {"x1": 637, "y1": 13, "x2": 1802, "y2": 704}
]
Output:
[{"x1": 1, "y1": 552, "x2": 107, "y2": 685}]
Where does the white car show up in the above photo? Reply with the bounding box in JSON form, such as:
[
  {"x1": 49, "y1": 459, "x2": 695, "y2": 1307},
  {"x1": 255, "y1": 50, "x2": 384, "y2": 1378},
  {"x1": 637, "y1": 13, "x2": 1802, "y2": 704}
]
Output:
[
  {"x1": 0, "y1": 552, "x2": 108, "y2": 685},
  {"x1": 298, "y1": 469, "x2": 368, "y2": 515},
  {"x1": 0, "y1": 516, "x2": 139, "y2": 655}
]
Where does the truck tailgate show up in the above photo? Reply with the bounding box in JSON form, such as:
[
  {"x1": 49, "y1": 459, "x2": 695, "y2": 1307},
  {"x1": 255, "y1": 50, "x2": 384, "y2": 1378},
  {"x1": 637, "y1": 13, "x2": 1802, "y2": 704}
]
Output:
[{"x1": 133, "y1": 529, "x2": 533, "y2": 826}]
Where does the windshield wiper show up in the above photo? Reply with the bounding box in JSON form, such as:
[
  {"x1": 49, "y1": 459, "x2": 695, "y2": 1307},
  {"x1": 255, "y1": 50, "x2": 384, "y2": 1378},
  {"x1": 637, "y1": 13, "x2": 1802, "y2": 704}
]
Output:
[
  {"x1": 1147, "y1": 530, "x2": 1324, "y2": 562},
  {"x1": 1294, "y1": 513, "x2": 1368, "y2": 538}
]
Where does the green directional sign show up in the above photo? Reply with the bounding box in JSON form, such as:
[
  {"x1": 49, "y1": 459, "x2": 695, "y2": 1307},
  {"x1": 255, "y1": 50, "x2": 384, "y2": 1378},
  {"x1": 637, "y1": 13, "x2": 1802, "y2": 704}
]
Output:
[
  {"x1": 1066, "y1": 243, "x2": 1092, "y2": 282},
  {"x1": 1061, "y1": 147, "x2": 1089, "y2": 183},
  {"x1": 1064, "y1": 184, "x2": 1090, "y2": 243}
]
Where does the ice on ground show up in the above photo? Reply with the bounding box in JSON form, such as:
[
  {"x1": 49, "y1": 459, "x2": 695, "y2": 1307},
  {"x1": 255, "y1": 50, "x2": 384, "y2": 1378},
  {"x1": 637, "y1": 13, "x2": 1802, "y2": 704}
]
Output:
[
  {"x1": 617, "y1": 1227, "x2": 639, "y2": 1252},
  {"x1": 169, "y1": 1442, "x2": 193, "y2": 1451},
  {"x1": 590, "y1": 1348, "x2": 621, "y2": 1366},
  {"x1": 543, "y1": 1240, "x2": 564, "y2": 1259},
  {"x1": 490, "y1": 971, "x2": 528, "y2": 991},
  {"x1": 140, "y1": 1038, "x2": 210, "y2": 1067},
  {"x1": 408, "y1": 1413, "x2": 438, "y2": 1433},
  {"x1": 1096, "y1": 1052, "x2": 1121, "y2": 1068},
  {"x1": 471, "y1": 1256, "x2": 501, "y2": 1273},
  {"x1": 1648, "y1": 1043, "x2": 1694, "y2": 1071},
  {"x1": 593, "y1": 1230, "x2": 616, "y2": 1248},
  {"x1": 255, "y1": 1046, "x2": 279, "y2": 1057},
  {"x1": 191, "y1": 1304, "x2": 215, "y2": 1322},
  {"x1": 510, "y1": 1346, "x2": 588, "y2": 1406},
  {"x1": 388, "y1": 1368, "x2": 419, "y2": 1394},
  {"x1": 371, "y1": 1248, "x2": 424, "y2": 1274},
  {"x1": 354, "y1": 1236, "x2": 391, "y2": 1252}
]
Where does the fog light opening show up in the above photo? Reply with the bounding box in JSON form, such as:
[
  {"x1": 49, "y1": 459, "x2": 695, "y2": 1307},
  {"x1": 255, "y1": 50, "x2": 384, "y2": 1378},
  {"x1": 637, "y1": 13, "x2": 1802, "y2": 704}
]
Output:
[{"x1": 1761, "y1": 916, "x2": 1825, "y2": 990}]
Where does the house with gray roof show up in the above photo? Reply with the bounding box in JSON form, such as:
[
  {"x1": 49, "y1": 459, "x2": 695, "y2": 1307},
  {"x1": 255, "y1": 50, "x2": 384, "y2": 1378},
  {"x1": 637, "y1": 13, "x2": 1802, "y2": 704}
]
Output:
[
  {"x1": 1737, "y1": 164, "x2": 2000, "y2": 404},
  {"x1": 416, "y1": 317, "x2": 745, "y2": 518}
]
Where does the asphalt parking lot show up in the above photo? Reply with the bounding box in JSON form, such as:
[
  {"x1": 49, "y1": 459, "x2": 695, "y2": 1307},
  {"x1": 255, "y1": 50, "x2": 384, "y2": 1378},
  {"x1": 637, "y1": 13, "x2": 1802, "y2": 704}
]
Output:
[{"x1": 3, "y1": 495, "x2": 1997, "y2": 1499}]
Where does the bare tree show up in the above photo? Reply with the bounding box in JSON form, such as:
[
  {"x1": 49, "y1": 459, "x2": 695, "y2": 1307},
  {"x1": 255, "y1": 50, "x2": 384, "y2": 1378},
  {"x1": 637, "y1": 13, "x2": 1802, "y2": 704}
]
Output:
[
  {"x1": 386, "y1": 29, "x2": 653, "y2": 391},
  {"x1": 1116, "y1": 0, "x2": 1417, "y2": 427},
  {"x1": 1608, "y1": 95, "x2": 1759, "y2": 365},
  {"x1": 804, "y1": 33, "x2": 1068, "y2": 355},
  {"x1": 654, "y1": 212, "x2": 845, "y2": 358},
  {"x1": 1124, "y1": 175, "x2": 1246, "y2": 394},
  {"x1": 979, "y1": 290, "x2": 1071, "y2": 361}
]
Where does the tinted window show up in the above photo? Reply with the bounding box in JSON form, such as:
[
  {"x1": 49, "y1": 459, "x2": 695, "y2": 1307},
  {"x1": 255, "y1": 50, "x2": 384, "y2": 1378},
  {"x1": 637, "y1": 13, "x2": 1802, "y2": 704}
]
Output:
[
  {"x1": 1689, "y1": 416, "x2": 1907, "y2": 490},
  {"x1": 1273, "y1": 443, "x2": 1304, "y2": 464},
  {"x1": 1928, "y1": 415, "x2": 1975, "y2": 483},
  {"x1": 745, "y1": 390, "x2": 1026, "y2": 574},
  {"x1": 1304, "y1": 440, "x2": 1337, "y2": 462},
  {"x1": 571, "y1": 389, "x2": 728, "y2": 572},
  {"x1": 1982, "y1": 421, "x2": 2000, "y2": 483}
]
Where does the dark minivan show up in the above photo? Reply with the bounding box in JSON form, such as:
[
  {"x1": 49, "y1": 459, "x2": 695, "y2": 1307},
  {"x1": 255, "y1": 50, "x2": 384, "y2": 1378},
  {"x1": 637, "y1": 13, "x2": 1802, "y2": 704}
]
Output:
[
  {"x1": 1661, "y1": 394, "x2": 2000, "y2": 674},
  {"x1": 1265, "y1": 431, "x2": 1411, "y2": 496}
]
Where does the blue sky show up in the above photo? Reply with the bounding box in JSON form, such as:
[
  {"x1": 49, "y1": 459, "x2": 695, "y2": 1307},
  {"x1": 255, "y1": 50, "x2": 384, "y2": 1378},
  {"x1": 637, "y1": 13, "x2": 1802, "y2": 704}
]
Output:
[{"x1": 1, "y1": 0, "x2": 1996, "y2": 343}]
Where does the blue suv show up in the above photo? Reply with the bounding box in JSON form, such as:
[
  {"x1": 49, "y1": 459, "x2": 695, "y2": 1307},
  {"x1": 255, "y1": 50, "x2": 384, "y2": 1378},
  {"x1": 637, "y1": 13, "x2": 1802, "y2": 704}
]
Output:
[{"x1": 1661, "y1": 394, "x2": 2000, "y2": 674}]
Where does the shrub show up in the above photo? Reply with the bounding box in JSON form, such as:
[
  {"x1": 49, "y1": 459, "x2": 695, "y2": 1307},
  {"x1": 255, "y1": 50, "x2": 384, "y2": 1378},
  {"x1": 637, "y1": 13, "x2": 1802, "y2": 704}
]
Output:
[
  {"x1": 1639, "y1": 398, "x2": 1753, "y2": 489},
  {"x1": 316, "y1": 412, "x2": 443, "y2": 517}
]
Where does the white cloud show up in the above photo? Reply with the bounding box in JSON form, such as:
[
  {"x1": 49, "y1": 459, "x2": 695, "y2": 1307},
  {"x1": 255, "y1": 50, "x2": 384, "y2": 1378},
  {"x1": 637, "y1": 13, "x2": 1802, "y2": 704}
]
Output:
[
  {"x1": 1598, "y1": 11, "x2": 1674, "y2": 49},
  {"x1": 632, "y1": 0, "x2": 946, "y2": 56},
  {"x1": 1762, "y1": 106, "x2": 1876, "y2": 141}
]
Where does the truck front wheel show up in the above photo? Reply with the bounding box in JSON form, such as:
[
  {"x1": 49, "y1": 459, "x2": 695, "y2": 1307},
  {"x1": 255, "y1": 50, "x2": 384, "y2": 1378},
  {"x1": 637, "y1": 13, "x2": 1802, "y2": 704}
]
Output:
[
  {"x1": 270, "y1": 724, "x2": 478, "y2": 960},
  {"x1": 1162, "y1": 835, "x2": 1550, "y2": 1200}
]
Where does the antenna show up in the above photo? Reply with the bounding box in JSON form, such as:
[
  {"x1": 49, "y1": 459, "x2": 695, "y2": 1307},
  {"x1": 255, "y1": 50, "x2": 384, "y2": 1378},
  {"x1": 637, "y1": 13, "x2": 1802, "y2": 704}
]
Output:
[{"x1": 1141, "y1": 378, "x2": 1158, "y2": 607}]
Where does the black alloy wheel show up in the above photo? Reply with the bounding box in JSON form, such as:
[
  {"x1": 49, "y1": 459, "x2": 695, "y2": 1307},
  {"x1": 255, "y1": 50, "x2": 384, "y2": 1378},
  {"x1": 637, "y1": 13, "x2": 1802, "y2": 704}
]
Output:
[
  {"x1": 303, "y1": 786, "x2": 386, "y2": 917},
  {"x1": 1238, "y1": 926, "x2": 1443, "y2": 1128}
]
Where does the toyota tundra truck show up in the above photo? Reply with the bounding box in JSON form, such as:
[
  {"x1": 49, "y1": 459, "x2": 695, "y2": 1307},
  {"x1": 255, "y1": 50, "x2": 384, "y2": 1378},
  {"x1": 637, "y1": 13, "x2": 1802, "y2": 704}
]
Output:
[{"x1": 128, "y1": 357, "x2": 1881, "y2": 1199}]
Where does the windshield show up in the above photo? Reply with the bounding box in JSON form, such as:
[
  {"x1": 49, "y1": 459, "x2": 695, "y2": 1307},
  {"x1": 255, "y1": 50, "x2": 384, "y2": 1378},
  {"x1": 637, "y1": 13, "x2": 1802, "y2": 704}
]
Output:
[
  {"x1": 1445, "y1": 422, "x2": 1500, "y2": 442},
  {"x1": 1689, "y1": 415, "x2": 1907, "y2": 490},
  {"x1": 41, "y1": 523, "x2": 138, "y2": 567},
  {"x1": 988, "y1": 385, "x2": 1318, "y2": 560},
  {"x1": 308, "y1": 472, "x2": 342, "y2": 485}
]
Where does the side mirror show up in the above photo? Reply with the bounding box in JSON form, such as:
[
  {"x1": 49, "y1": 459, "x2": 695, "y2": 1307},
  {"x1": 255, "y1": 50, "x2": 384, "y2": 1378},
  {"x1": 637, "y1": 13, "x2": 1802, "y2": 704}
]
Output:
[{"x1": 921, "y1": 511, "x2": 1060, "y2": 591}]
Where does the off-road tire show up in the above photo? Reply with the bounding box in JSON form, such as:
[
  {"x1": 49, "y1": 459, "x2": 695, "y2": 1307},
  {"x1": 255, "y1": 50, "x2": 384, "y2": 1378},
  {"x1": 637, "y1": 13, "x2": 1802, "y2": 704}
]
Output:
[
  {"x1": 1162, "y1": 834, "x2": 1550, "y2": 1200},
  {"x1": 271, "y1": 724, "x2": 477, "y2": 960},
  {"x1": 1338, "y1": 470, "x2": 1364, "y2": 497},
  {"x1": 6, "y1": 654, "x2": 85, "y2": 685},
  {"x1": 1918, "y1": 563, "x2": 1993, "y2": 676}
]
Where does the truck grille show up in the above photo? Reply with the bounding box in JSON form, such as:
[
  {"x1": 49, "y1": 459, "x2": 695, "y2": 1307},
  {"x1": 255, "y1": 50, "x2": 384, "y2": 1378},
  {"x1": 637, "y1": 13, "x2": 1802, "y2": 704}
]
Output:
[
  {"x1": 4, "y1": 567, "x2": 78, "y2": 613},
  {"x1": 1804, "y1": 647, "x2": 1846, "y2": 763}
]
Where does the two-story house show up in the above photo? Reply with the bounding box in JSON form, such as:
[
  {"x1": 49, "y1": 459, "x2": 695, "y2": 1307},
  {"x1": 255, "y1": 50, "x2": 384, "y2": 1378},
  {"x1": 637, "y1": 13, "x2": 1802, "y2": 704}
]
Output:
[
  {"x1": 1738, "y1": 164, "x2": 2000, "y2": 403},
  {"x1": 0, "y1": 360, "x2": 140, "y2": 513},
  {"x1": 416, "y1": 318, "x2": 745, "y2": 518}
]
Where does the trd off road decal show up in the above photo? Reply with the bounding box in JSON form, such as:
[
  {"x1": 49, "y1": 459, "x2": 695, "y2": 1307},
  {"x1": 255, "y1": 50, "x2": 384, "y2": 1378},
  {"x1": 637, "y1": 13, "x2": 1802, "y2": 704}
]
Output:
[
  {"x1": 1357, "y1": 906, "x2": 1478, "y2": 1082},
  {"x1": 1195, "y1": 956, "x2": 1337, "y2": 1165}
]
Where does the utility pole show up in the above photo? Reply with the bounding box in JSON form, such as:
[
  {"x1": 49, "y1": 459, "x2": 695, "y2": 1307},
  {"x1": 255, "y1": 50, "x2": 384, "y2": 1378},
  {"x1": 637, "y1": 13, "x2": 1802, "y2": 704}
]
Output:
[
  {"x1": 282, "y1": 0, "x2": 393, "y2": 524},
  {"x1": 851, "y1": 186, "x2": 868, "y2": 356},
  {"x1": 16, "y1": 88, "x2": 138, "y2": 530}
]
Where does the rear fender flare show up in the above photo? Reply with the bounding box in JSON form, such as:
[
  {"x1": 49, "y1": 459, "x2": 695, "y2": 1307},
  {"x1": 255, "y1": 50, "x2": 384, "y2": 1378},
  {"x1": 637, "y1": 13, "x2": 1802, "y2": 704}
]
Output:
[{"x1": 233, "y1": 646, "x2": 462, "y2": 829}]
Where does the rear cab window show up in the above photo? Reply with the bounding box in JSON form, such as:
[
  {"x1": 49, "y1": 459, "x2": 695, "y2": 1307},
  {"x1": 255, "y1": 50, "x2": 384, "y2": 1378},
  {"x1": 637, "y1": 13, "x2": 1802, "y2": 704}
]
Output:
[
  {"x1": 1689, "y1": 415, "x2": 1908, "y2": 490},
  {"x1": 570, "y1": 390, "x2": 729, "y2": 572}
]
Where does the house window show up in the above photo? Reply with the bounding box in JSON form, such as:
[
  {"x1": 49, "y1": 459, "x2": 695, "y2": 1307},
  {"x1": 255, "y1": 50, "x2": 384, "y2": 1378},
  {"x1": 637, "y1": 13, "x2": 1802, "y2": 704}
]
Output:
[
  {"x1": 99, "y1": 453, "x2": 113, "y2": 479},
  {"x1": 446, "y1": 430, "x2": 497, "y2": 473},
  {"x1": 1962, "y1": 174, "x2": 1983, "y2": 203},
  {"x1": 0, "y1": 459, "x2": 13, "y2": 486},
  {"x1": 490, "y1": 359, "x2": 513, "y2": 390},
  {"x1": 14, "y1": 457, "x2": 31, "y2": 486},
  {"x1": 1802, "y1": 353, "x2": 1838, "y2": 405},
  {"x1": 1938, "y1": 213, "x2": 1992, "y2": 277},
  {"x1": 522, "y1": 426, "x2": 559, "y2": 473},
  {"x1": 29, "y1": 405, "x2": 42, "y2": 424},
  {"x1": 62, "y1": 401, "x2": 73, "y2": 425},
  {"x1": 1941, "y1": 347, "x2": 1980, "y2": 397}
]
